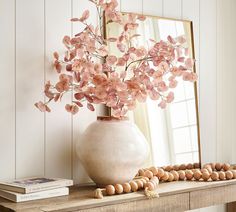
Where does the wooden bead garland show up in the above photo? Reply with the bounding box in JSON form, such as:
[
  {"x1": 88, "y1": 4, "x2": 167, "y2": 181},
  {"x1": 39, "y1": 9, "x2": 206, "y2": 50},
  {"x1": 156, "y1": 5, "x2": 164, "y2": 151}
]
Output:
[{"x1": 94, "y1": 163, "x2": 236, "y2": 199}]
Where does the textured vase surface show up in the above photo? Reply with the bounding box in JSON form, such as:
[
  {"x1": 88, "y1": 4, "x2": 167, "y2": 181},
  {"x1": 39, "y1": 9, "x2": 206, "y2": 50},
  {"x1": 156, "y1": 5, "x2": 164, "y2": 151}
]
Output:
[{"x1": 77, "y1": 116, "x2": 149, "y2": 186}]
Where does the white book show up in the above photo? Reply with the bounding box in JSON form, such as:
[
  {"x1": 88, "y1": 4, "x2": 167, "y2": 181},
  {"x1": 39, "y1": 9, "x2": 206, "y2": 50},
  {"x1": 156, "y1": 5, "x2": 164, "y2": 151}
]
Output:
[
  {"x1": 0, "y1": 177, "x2": 73, "y2": 194},
  {"x1": 0, "y1": 187, "x2": 69, "y2": 202}
]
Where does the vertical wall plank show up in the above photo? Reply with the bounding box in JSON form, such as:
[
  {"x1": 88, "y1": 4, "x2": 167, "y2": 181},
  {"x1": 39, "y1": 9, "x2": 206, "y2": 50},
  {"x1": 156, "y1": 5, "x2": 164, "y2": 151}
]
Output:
[
  {"x1": 121, "y1": 0, "x2": 142, "y2": 13},
  {"x1": 143, "y1": 0, "x2": 162, "y2": 16},
  {"x1": 163, "y1": 0, "x2": 181, "y2": 18},
  {"x1": 45, "y1": 0, "x2": 72, "y2": 179},
  {"x1": 0, "y1": 0, "x2": 15, "y2": 180},
  {"x1": 229, "y1": 0, "x2": 236, "y2": 165},
  {"x1": 217, "y1": 0, "x2": 230, "y2": 163},
  {"x1": 217, "y1": 0, "x2": 236, "y2": 164},
  {"x1": 15, "y1": 0, "x2": 45, "y2": 178},
  {"x1": 199, "y1": 0, "x2": 217, "y2": 163}
]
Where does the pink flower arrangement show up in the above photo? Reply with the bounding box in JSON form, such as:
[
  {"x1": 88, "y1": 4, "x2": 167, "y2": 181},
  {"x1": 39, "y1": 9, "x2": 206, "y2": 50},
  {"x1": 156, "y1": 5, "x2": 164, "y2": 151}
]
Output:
[{"x1": 35, "y1": 0, "x2": 197, "y2": 117}]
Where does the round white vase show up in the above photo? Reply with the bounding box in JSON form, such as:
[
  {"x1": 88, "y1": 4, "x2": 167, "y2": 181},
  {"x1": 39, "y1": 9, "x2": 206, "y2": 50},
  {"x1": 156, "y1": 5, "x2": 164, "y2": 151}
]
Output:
[{"x1": 77, "y1": 116, "x2": 149, "y2": 186}]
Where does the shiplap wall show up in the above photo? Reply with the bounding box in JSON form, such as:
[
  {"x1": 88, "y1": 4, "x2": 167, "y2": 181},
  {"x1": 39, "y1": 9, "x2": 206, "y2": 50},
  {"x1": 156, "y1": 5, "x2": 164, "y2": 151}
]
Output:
[{"x1": 1, "y1": 0, "x2": 235, "y2": 211}]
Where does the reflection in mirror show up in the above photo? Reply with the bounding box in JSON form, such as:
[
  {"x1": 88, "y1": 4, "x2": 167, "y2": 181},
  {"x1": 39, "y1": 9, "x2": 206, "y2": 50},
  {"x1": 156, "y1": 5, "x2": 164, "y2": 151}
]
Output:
[{"x1": 105, "y1": 14, "x2": 201, "y2": 167}]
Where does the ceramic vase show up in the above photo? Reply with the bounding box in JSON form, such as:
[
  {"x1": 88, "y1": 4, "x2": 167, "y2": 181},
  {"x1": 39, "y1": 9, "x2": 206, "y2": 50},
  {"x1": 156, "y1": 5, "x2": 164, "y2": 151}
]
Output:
[{"x1": 77, "y1": 116, "x2": 149, "y2": 186}]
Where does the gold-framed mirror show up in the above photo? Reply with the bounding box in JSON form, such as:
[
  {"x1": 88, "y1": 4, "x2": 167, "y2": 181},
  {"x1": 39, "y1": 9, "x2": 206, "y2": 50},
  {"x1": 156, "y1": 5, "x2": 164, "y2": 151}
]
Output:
[{"x1": 104, "y1": 13, "x2": 201, "y2": 168}]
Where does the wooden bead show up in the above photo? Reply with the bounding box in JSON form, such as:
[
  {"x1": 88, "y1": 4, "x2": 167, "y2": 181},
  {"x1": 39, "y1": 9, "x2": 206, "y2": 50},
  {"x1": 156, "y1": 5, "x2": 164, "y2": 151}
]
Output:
[
  {"x1": 226, "y1": 171, "x2": 233, "y2": 180},
  {"x1": 193, "y1": 170, "x2": 202, "y2": 180},
  {"x1": 185, "y1": 170, "x2": 194, "y2": 180},
  {"x1": 138, "y1": 169, "x2": 145, "y2": 176},
  {"x1": 161, "y1": 166, "x2": 166, "y2": 170},
  {"x1": 161, "y1": 172, "x2": 169, "y2": 181},
  {"x1": 106, "y1": 185, "x2": 115, "y2": 195},
  {"x1": 210, "y1": 163, "x2": 216, "y2": 170},
  {"x1": 145, "y1": 182, "x2": 155, "y2": 191},
  {"x1": 140, "y1": 178, "x2": 147, "y2": 185},
  {"x1": 129, "y1": 181, "x2": 138, "y2": 192},
  {"x1": 203, "y1": 164, "x2": 211, "y2": 169},
  {"x1": 114, "y1": 184, "x2": 123, "y2": 194},
  {"x1": 203, "y1": 164, "x2": 213, "y2": 173},
  {"x1": 219, "y1": 171, "x2": 226, "y2": 180},
  {"x1": 142, "y1": 176, "x2": 150, "y2": 183},
  {"x1": 144, "y1": 170, "x2": 154, "y2": 179},
  {"x1": 223, "y1": 163, "x2": 230, "y2": 171},
  {"x1": 179, "y1": 164, "x2": 186, "y2": 170},
  {"x1": 170, "y1": 170, "x2": 179, "y2": 181},
  {"x1": 202, "y1": 171, "x2": 210, "y2": 181},
  {"x1": 201, "y1": 168, "x2": 209, "y2": 173},
  {"x1": 206, "y1": 167, "x2": 213, "y2": 174},
  {"x1": 122, "y1": 183, "x2": 131, "y2": 193},
  {"x1": 231, "y1": 170, "x2": 236, "y2": 179},
  {"x1": 215, "y1": 163, "x2": 223, "y2": 171},
  {"x1": 135, "y1": 180, "x2": 144, "y2": 189},
  {"x1": 157, "y1": 168, "x2": 165, "y2": 178},
  {"x1": 192, "y1": 169, "x2": 199, "y2": 174},
  {"x1": 187, "y1": 163, "x2": 194, "y2": 170},
  {"x1": 211, "y1": 171, "x2": 219, "y2": 181},
  {"x1": 165, "y1": 165, "x2": 173, "y2": 172},
  {"x1": 178, "y1": 170, "x2": 186, "y2": 180},
  {"x1": 167, "y1": 173, "x2": 174, "y2": 182},
  {"x1": 173, "y1": 165, "x2": 180, "y2": 171},
  {"x1": 194, "y1": 163, "x2": 200, "y2": 169},
  {"x1": 150, "y1": 176, "x2": 159, "y2": 187},
  {"x1": 149, "y1": 167, "x2": 158, "y2": 176}
]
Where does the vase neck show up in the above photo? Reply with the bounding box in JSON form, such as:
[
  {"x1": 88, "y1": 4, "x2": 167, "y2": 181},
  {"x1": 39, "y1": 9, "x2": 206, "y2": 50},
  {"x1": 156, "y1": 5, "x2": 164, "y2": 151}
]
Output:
[{"x1": 97, "y1": 116, "x2": 129, "y2": 121}]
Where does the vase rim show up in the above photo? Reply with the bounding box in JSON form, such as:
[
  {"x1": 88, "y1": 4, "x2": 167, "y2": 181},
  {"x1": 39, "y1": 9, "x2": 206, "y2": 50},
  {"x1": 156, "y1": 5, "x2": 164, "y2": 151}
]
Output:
[{"x1": 97, "y1": 116, "x2": 129, "y2": 121}]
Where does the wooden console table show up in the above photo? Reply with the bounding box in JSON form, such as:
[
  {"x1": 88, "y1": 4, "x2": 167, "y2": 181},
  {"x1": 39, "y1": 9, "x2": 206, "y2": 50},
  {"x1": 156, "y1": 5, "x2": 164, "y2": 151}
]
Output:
[{"x1": 1, "y1": 180, "x2": 236, "y2": 212}]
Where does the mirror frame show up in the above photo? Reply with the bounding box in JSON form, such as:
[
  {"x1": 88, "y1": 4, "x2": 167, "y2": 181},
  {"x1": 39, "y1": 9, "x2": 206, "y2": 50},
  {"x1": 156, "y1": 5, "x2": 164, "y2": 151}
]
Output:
[{"x1": 103, "y1": 12, "x2": 202, "y2": 167}]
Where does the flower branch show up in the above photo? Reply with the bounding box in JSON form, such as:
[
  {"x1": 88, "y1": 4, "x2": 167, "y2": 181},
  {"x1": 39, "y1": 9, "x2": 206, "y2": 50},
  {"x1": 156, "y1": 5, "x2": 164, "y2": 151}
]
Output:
[{"x1": 35, "y1": 0, "x2": 197, "y2": 117}]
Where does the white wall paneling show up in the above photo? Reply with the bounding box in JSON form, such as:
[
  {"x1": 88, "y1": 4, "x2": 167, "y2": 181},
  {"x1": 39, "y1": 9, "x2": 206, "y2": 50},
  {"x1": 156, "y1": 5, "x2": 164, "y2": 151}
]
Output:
[{"x1": 199, "y1": 0, "x2": 217, "y2": 163}]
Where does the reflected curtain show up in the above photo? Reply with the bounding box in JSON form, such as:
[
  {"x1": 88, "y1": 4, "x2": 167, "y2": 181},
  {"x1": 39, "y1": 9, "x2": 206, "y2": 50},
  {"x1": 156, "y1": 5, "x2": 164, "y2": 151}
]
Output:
[{"x1": 127, "y1": 103, "x2": 153, "y2": 167}]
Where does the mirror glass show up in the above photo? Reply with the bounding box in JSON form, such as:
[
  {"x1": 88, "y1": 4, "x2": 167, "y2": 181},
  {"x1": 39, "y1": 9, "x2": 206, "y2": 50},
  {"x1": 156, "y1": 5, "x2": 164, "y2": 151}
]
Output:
[{"x1": 105, "y1": 13, "x2": 201, "y2": 167}]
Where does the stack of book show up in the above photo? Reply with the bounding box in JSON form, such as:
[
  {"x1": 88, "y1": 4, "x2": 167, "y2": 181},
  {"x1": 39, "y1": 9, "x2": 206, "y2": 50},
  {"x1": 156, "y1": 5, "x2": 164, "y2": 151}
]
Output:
[{"x1": 0, "y1": 177, "x2": 73, "y2": 202}]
